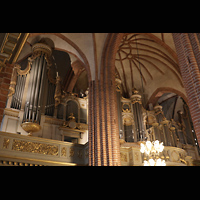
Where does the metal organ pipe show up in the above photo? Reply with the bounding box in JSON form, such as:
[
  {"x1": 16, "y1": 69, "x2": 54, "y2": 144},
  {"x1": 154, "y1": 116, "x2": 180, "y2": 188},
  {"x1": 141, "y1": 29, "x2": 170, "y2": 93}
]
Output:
[
  {"x1": 26, "y1": 57, "x2": 37, "y2": 122},
  {"x1": 17, "y1": 76, "x2": 22, "y2": 109},
  {"x1": 11, "y1": 74, "x2": 26, "y2": 110},
  {"x1": 32, "y1": 54, "x2": 44, "y2": 122},
  {"x1": 131, "y1": 89, "x2": 144, "y2": 142},
  {"x1": 137, "y1": 103, "x2": 143, "y2": 140},
  {"x1": 132, "y1": 103, "x2": 139, "y2": 142},
  {"x1": 23, "y1": 59, "x2": 35, "y2": 122},
  {"x1": 22, "y1": 42, "x2": 52, "y2": 128},
  {"x1": 36, "y1": 55, "x2": 46, "y2": 123},
  {"x1": 14, "y1": 76, "x2": 20, "y2": 108},
  {"x1": 20, "y1": 75, "x2": 26, "y2": 109},
  {"x1": 28, "y1": 56, "x2": 40, "y2": 122}
]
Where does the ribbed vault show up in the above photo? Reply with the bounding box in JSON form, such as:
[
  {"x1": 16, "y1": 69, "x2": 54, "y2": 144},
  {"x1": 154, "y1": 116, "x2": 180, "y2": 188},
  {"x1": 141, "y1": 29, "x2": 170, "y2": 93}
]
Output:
[{"x1": 115, "y1": 33, "x2": 183, "y2": 99}]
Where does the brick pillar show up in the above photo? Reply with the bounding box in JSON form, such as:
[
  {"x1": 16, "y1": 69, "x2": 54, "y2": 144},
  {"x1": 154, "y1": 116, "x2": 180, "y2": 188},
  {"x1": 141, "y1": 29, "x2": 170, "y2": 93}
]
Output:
[
  {"x1": 88, "y1": 77, "x2": 121, "y2": 166},
  {"x1": 0, "y1": 63, "x2": 14, "y2": 124},
  {"x1": 173, "y1": 33, "x2": 200, "y2": 146},
  {"x1": 188, "y1": 33, "x2": 200, "y2": 70}
]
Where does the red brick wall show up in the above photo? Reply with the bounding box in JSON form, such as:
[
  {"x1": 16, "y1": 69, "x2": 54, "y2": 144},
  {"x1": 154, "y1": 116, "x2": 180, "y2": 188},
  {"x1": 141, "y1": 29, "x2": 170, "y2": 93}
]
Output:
[
  {"x1": 173, "y1": 33, "x2": 200, "y2": 147},
  {"x1": 0, "y1": 63, "x2": 14, "y2": 124}
]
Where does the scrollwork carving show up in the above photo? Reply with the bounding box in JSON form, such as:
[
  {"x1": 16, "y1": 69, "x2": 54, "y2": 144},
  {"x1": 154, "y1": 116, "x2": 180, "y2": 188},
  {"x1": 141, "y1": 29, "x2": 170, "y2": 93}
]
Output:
[
  {"x1": 3, "y1": 138, "x2": 10, "y2": 149},
  {"x1": 120, "y1": 152, "x2": 128, "y2": 162},
  {"x1": 8, "y1": 62, "x2": 31, "y2": 97},
  {"x1": 69, "y1": 147, "x2": 74, "y2": 157},
  {"x1": 61, "y1": 147, "x2": 67, "y2": 157},
  {"x1": 12, "y1": 139, "x2": 58, "y2": 156},
  {"x1": 8, "y1": 65, "x2": 20, "y2": 97}
]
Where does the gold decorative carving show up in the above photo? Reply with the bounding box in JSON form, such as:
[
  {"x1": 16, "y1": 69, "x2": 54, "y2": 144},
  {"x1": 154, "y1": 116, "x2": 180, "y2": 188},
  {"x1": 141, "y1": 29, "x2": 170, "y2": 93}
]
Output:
[
  {"x1": 152, "y1": 122, "x2": 159, "y2": 127},
  {"x1": 132, "y1": 88, "x2": 139, "y2": 95},
  {"x1": 69, "y1": 147, "x2": 74, "y2": 157},
  {"x1": 160, "y1": 118, "x2": 169, "y2": 125},
  {"x1": 130, "y1": 92, "x2": 142, "y2": 104},
  {"x1": 169, "y1": 127, "x2": 176, "y2": 131},
  {"x1": 116, "y1": 84, "x2": 121, "y2": 92},
  {"x1": 134, "y1": 152, "x2": 139, "y2": 162},
  {"x1": 3, "y1": 138, "x2": 10, "y2": 149},
  {"x1": 21, "y1": 122, "x2": 41, "y2": 136},
  {"x1": 120, "y1": 152, "x2": 128, "y2": 162},
  {"x1": 29, "y1": 43, "x2": 52, "y2": 67},
  {"x1": 62, "y1": 113, "x2": 77, "y2": 129},
  {"x1": 8, "y1": 65, "x2": 19, "y2": 97},
  {"x1": 115, "y1": 78, "x2": 122, "y2": 92},
  {"x1": 61, "y1": 147, "x2": 67, "y2": 157},
  {"x1": 16, "y1": 63, "x2": 31, "y2": 76},
  {"x1": 8, "y1": 62, "x2": 31, "y2": 97},
  {"x1": 154, "y1": 105, "x2": 163, "y2": 115},
  {"x1": 77, "y1": 149, "x2": 83, "y2": 158},
  {"x1": 123, "y1": 117, "x2": 133, "y2": 126},
  {"x1": 122, "y1": 103, "x2": 131, "y2": 113},
  {"x1": 12, "y1": 139, "x2": 58, "y2": 156},
  {"x1": 131, "y1": 98, "x2": 142, "y2": 104},
  {"x1": 28, "y1": 51, "x2": 41, "y2": 64},
  {"x1": 123, "y1": 114, "x2": 134, "y2": 126},
  {"x1": 54, "y1": 75, "x2": 62, "y2": 107},
  {"x1": 32, "y1": 43, "x2": 52, "y2": 57}
]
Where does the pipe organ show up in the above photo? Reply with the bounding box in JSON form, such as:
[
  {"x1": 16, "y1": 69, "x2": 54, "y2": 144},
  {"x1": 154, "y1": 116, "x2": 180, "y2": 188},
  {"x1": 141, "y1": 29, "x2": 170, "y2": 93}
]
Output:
[
  {"x1": 1, "y1": 40, "x2": 199, "y2": 165},
  {"x1": 2, "y1": 41, "x2": 88, "y2": 145},
  {"x1": 115, "y1": 75, "x2": 199, "y2": 161}
]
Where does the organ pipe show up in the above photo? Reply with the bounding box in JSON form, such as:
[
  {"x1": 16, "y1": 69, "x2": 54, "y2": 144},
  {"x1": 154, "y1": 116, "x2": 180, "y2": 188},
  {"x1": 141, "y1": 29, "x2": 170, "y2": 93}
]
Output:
[
  {"x1": 11, "y1": 74, "x2": 26, "y2": 110},
  {"x1": 21, "y1": 42, "x2": 52, "y2": 135},
  {"x1": 119, "y1": 87, "x2": 187, "y2": 149},
  {"x1": 130, "y1": 88, "x2": 144, "y2": 141}
]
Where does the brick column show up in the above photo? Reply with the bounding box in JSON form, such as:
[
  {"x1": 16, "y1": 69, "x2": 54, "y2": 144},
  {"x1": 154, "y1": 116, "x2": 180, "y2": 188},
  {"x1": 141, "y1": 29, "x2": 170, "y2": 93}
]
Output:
[
  {"x1": 88, "y1": 77, "x2": 121, "y2": 166},
  {"x1": 173, "y1": 33, "x2": 200, "y2": 146},
  {"x1": 0, "y1": 63, "x2": 14, "y2": 124}
]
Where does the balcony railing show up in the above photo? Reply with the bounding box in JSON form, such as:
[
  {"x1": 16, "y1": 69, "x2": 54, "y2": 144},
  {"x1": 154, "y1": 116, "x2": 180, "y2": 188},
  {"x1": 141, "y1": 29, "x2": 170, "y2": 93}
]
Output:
[{"x1": 0, "y1": 131, "x2": 88, "y2": 166}]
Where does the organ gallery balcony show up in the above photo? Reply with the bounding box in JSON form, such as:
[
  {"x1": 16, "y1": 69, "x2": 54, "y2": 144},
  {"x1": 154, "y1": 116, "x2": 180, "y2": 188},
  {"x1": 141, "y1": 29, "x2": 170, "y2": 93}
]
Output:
[{"x1": 0, "y1": 131, "x2": 88, "y2": 166}]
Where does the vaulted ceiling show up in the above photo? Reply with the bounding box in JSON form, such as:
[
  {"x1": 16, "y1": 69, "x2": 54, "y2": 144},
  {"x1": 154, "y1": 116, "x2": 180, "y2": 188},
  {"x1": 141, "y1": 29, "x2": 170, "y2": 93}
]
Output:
[
  {"x1": 0, "y1": 33, "x2": 187, "y2": 107},
  {"x1": 115, "y1": 33, "x2": 184, "y2": 99}
]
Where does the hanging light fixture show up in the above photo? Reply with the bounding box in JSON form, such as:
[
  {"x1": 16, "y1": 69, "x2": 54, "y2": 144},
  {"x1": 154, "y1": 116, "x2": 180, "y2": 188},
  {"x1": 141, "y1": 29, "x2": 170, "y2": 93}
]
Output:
[{"x1": 140, "y1": 140, "x2": 166, "y2": 166}]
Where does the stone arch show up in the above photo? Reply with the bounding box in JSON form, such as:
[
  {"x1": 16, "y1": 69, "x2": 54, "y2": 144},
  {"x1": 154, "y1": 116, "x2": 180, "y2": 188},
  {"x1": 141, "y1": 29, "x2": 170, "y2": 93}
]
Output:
[
  {"x1": 147, "y1": 87, "x2": 188, "y2": 107},
  {"x1": 98, "y1": 33, "x2": 186, "y2": 165},
  {"x1": 100, "y1": 33, "x2": 180, "y2": 82}
]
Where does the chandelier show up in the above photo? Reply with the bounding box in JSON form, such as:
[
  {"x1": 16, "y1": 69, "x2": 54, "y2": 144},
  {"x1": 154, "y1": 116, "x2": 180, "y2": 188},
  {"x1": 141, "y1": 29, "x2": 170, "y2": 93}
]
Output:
[{"x1": 140, "y1": 140, "x2": 166, "y2": 166}]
